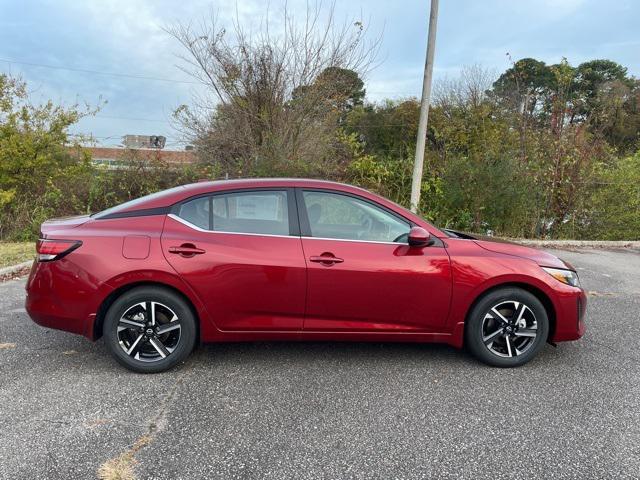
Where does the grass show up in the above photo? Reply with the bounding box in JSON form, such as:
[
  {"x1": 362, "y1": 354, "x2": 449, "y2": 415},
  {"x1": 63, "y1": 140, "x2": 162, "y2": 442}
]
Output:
[
  {"x1": 97, "y1": 453, "x2": 136, "y2": 480},
  {"x1": 97, "y1": 434, "x2": 152, "y2": 480},
  {"x1": 0, "y1": 242, "x2": 35, "y2": 268}
]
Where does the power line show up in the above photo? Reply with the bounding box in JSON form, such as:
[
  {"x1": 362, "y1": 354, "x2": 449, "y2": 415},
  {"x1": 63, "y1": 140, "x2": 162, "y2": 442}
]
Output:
[
  {"x1": 95, "y1": 114, "x2": 171, "y2": 123},
  {"x1": 1, "y1": 57, "x2": 422, "y2": 130},
  {"x1": 0, "y1": 57, "x2": 419, "y2": 95},
  {"x1": 89, "y1": 114, "x2": 419, "y2": 127},
  {"x1": 0, "y1": 57, "x2": 199, "y2": 85}
]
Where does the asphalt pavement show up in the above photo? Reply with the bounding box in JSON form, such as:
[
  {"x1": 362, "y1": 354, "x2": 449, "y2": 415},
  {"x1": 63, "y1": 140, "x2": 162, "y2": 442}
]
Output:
[{"x1": 1, "y1": 248, "x2": 639, "y2": 479}]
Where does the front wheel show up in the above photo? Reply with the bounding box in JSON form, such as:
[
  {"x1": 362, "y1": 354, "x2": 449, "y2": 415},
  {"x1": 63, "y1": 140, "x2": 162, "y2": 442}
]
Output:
[
  {"x1": 466, "y1": 287, "x2": 549, "y2": 367},
  {"x1": 103, "y1": 286, "x2": 197, "y2": 373}
]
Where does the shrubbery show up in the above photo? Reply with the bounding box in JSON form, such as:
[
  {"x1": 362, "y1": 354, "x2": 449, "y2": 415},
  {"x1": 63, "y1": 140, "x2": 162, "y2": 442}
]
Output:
[{"x1": 0, "y1": 152, "x2": 210, "y2": 241}]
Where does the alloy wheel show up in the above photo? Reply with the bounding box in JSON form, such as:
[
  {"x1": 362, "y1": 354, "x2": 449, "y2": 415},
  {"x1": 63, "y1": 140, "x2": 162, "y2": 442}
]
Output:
[
  {"x1": 117, "y1": 301, "x2": 182, "y2": 362},
  {"x1": 481, "y1": 300, "x2": 538, "y2": 358}
]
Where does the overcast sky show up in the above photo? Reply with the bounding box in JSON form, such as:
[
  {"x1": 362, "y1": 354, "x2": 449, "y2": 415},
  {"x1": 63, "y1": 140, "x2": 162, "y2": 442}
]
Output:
[{"x1": 0, "y1": 0, "x2": 638, "y2": 147}]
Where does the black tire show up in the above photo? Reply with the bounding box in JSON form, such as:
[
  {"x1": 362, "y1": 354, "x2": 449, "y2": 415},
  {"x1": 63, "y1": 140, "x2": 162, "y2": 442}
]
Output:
[
  {"x1": 103, "y1": 286, "x2": 197, "y2": 373},
  {"x1": 465, "y1": 287, "x2": 549, "y2": 367}
]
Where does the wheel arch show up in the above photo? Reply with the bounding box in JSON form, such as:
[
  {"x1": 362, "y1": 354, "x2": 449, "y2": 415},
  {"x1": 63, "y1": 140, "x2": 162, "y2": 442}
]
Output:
[
  {"x1": 463, "y1": 282, "x2": 557, "y2": 343},
  {"x1": 94, "y1": 281, "x2": 201, "y2": 341}
]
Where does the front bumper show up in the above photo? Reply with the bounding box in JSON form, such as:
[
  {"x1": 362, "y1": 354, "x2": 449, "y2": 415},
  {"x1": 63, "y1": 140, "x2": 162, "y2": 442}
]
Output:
[{"x1": 550, "y1": 287, "x2": 587, "y2": 342}]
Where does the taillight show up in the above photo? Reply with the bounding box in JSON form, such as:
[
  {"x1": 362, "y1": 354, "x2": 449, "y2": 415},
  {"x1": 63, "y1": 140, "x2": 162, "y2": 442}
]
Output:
[{"x1": 36, "y1": 239, "x2": 82, "y2": 262}]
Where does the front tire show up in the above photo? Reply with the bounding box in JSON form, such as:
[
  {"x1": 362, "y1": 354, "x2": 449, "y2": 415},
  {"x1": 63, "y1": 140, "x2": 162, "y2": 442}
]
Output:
[
  {"x1": 466, "y1": 287, "x2": 549, "y2": 367},
  {"x1": 103, "y1": 286, "x2": 197, "y2": 373}
]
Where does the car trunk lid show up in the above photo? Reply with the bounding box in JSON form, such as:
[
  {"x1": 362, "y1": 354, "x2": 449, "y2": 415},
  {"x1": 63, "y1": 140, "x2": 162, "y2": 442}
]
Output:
[{"x1": 40, "y1": 215, "x2": 91, "y2": 238}]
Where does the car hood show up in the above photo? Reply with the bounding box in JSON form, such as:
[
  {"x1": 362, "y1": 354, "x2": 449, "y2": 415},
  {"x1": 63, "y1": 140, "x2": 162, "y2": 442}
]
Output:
[{"x1": 445, "y1": 230, "x2": 569, "y2": 269}]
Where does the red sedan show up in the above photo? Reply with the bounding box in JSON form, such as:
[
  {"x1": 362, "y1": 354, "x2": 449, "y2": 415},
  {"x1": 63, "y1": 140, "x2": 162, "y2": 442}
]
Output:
[{"x1": 25, "y1": 179, "x2": 586, "y2": 372}]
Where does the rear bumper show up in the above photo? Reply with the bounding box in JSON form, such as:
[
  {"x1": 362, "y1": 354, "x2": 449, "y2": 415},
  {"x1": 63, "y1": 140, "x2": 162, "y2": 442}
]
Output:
[
  {"x1": 26, "y1": 292, "x2": 86, "y2": 335},
  {"x1": 25, "y1": 259, "x2": 101, "y2": 339},
  {"x1": 550, "y1": 287, "x2": 587, "y2": 342}
]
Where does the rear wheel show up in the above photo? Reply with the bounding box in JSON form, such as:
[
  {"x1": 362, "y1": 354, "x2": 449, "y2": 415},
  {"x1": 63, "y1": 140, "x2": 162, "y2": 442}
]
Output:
[
  {"x1": 466, "y1": 287, "x2": 549, "y2": 367},
  {"x1": 103, "y1": 286, "x2": 197, "y2": 373}
]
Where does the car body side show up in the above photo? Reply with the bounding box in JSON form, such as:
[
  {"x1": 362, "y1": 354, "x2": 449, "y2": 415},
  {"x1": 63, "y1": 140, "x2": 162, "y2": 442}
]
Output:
[{"x1": 25, "y1": 179, "x2": 586, "y2": 348}]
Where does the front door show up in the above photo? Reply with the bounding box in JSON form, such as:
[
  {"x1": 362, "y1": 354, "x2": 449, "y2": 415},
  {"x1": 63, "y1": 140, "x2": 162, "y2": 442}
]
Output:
[
  {"x1": 297, "y1": 189, "x2": 452, "y2": 332},
  {"x1": 162, "y1": 189, "x2": 306, "y2": 331}
]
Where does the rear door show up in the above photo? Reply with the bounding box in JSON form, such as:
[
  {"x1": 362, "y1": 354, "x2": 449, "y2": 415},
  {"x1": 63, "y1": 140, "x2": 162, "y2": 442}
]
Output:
[
  {"x1": 297, "y1": 189, "x2": 452, "y2": 332},
  {"x1": 161, "y1": 188, "x2": 306, "y2": 331}
]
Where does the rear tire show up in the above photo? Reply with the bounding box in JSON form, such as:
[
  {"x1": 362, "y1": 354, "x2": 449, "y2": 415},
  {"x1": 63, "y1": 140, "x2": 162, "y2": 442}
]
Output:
[
  {"x1": 103, "y1": 286, "x2": 197, "y2": 373},
  {"x1": 466, "y1": 287, "x2": 549, "y2": 367}
]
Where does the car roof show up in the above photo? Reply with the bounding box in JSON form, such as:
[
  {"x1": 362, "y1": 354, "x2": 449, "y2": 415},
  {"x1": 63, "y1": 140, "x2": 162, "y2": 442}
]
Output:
[
  {"x1": 113, "y1": 178, "x2": 372, "y2": 212},
  {"x1": 184, "y1": 178, "x2": 365, "y2": 194}
]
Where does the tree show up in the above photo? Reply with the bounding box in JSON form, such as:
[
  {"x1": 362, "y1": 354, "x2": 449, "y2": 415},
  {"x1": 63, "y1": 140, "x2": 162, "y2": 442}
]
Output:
[
  {"x1": 571, "y1": 61, "x2": 639, "y2": 153},
  {"x1": 167, "y1": 4, "x2": 379, "y2": 177},
  {"x1": 492, "y1": 58, "x2": 555, "y2": 120},
  {"x1": 345, "y1": 99, "x2": 420, "y2": 160},
  {"x1": 573, "y1": 60, "x2": 632, "y2": 117},
  {"x1": 600, "y1": 78, "x2": 640, "y2": 154}
]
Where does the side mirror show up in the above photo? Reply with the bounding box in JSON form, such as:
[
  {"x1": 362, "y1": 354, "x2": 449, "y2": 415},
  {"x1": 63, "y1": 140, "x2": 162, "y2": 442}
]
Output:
[{"x1": 408, "y1": 226, "x2": 431, "y2": 247}]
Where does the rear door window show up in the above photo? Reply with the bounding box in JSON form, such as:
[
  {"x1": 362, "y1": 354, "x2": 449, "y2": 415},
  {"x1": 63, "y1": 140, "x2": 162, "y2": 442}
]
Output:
[{"x1": 176, "y1": 190, "x2": 290, "y2": 236}]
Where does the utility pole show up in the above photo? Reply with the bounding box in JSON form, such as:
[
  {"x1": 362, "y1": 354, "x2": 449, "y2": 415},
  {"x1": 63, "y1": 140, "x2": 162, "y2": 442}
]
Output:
[{"x1": 410, "y1": 0, "x2": 439, "y2": 213}]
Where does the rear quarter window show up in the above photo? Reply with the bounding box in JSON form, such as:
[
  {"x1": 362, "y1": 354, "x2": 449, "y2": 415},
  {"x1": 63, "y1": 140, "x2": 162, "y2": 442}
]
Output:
[{"x1": 177, "y1": 197, "x2": 210, "y2": 230}]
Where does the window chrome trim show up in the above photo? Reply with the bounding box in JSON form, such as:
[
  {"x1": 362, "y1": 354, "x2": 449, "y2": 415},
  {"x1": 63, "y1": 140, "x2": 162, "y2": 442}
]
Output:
[
  {"x1": 167, "y1": 214, "x2": 297, "y2": 239},
  {"x1": 301, "y1": 236, "x2": 409, "y2": 246}
]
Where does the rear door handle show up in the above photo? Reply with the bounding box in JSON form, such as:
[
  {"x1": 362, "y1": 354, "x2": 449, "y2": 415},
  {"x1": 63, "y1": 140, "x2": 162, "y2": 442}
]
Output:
[
  {"x1": 168, "y1": 244, "x2": 205, "y2": 257},
  {"x1": 309, "y1": 254, "x2": 344, "y2": 265}
]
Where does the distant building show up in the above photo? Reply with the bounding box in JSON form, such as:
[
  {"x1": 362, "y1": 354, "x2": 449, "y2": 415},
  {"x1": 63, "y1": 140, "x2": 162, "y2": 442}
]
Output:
[
  {"x1": 122, "y1": 135, "x2": 167, "y2": 149},
  {"x1": 69, "y1": 146, "x2": 197, "y2": 169}
]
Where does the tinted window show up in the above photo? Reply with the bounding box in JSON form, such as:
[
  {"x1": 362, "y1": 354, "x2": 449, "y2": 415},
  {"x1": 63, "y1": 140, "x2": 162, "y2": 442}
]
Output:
[
  {"x1": 177, "y1": 196, "x2": 210, "y2": 230},
  {"x1": 177, "y1": 191, "x2": 290, "y2": 236},
  {"x1": 302, "y1": 191, "x2": 410, "y2": 242}
]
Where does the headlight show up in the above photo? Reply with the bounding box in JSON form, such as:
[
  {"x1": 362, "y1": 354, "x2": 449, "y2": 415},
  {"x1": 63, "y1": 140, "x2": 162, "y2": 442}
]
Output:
[{"x1": 542, "y1": 267, "x2": 580, "y2": 287}]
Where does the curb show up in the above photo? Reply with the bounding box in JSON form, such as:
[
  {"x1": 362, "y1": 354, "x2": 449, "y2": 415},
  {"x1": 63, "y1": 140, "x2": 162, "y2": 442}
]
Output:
[
  {"x1": 0, "y1": 261, "x2": 33, "y2": 278},
  {"x1": 511, "y1": 240, "x2": 640, "y2": 249}
]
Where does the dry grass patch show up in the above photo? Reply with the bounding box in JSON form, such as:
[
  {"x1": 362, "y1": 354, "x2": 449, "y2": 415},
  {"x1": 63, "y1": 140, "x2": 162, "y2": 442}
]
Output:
[
  {"x1": 97, "y1": 453, "x2": 136, "y2": 480},
  {"x1": 97, "y1": 435, "x2": 152, "y2": 480},
  {"x1": 0, "y1": 242, "x2": 34, "y2": 268}
]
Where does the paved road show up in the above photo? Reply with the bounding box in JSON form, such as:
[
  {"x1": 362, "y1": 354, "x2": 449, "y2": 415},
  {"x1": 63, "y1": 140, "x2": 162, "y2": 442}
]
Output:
[{"x1": 1, "y1": 248, "x2": 639, "y2": 479}]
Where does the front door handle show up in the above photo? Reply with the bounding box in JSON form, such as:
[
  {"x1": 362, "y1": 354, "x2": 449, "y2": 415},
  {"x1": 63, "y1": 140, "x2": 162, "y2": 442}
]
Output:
[
  {"x1": 168, "y1": 243, "x2": 205, "y2": 257},
  {"x1": 309, "y1": 253, "x2": 344, "y2": 266}
]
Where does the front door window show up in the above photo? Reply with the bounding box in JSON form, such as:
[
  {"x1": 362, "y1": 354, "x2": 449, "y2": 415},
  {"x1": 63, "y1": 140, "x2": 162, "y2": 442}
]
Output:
[{"x1": 301, "y1": 191, "x2": 410, "y2": 243}]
